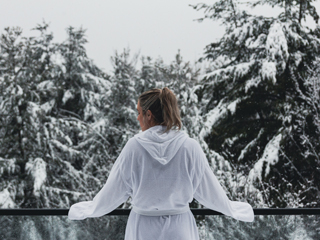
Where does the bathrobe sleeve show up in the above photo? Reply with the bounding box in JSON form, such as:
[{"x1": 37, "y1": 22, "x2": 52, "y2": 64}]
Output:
[
  {"x1": 68, "y1": 147, "x2": 131, "y2": 220},
  {"x1": 193, "y1": 145, "x2": 254, "y2": 222}
]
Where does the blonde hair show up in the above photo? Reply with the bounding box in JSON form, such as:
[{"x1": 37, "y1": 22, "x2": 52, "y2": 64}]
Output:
[{"x1": 138, "y1": 87, "x2": 181, "y2": 132}]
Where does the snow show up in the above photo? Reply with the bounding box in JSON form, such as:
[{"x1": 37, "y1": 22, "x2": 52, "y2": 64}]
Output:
[
  {"x1": 27, "y1": 102, "x2": 42, "y2": 129},
  {"x1": 62, "y1": 90, "x2": 74, "y2": 104},
  {"x1": 0, "y1": 188, "x2": 15, "y2": 208},
  {"x1": 224, "y1": 135, "x2": 240, "y2": 147},
  {"x1": 45, "y1": 186, "x2": 85, "y2": 198},
  {"x1": 40, "y1": 52, "x2": 47, "y2": 63},
  {"x1": 82, "y1": 73, "x2": 111, "y2": 89},
  {"x1": 238, "y1": 129, "x2": 264, "y2": 161},
  {"x1": 202, "y1": 61, "x2": 255, "y2": 85},
  {"x1": 227, "y1": 99, "x2": 239, "y2": 114},
  {"x1": 248, "y1": 133, "x2": 282, "y2": 182},
  {"x1": 37, "y1": 80, "x2": 55, "y2": 91},
  {"x1": 16, "y1": 116, "x2": 22, "y2": 124},
  {"x1": 284, "y1": 21, "x2": 309, "y2": 46},
  {"x1": 200, "y1": 100, "x2": 227, "y2": 139},
  {"x1": 246, "y1": 33, "x2": 267, "y2": 49},
  {"x1": 261, "y1": 61, "x2": 277, "y2": 84},
  {"x1": 245, "y1": 77, "x2": 261, "y2": 93},
  {"x1": 50, "y1": 140, "x2": 81, "y2": 157},
  {"x1": 28, "y1": 102, "x2": 41, "y2": 117},
  {"x1": 40, "y1": 99, "x2": 55, "y2": 113},
  {"x1": 92, "y1": 118, "x2": 108, "y2": 131},
  {"x1": 0, "y1": 157, "x2": 16, "y2": 176},
  {"x1": 232, "y1": 62, "x2": 254, "y2": 79},
  {"x1": 11, "y1": 85, "x2": 23, "y2": 96},
  {"x1": 65, "y1": 135, "x2": 73, "y2": 146},
  {"x1": 292, "y1": 51, "x2": 303, "y2": 67},
  {"x1": 200, "y1": 99, "x2": 240, "y2": 139},
  {"x1": 26, "y1": 158, "x2": 47, "y2": 197},
  {"x1": 266, "y1": 21, "x2": 288, "y2": 72},
  {"x1": 50, "y1": 52, "x2": 66, "y2": 73}
]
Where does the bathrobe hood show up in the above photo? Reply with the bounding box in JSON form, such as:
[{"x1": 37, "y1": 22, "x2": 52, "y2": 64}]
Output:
[{"x1": 134, "y1": 125, "x2": 188, "y2": 165}]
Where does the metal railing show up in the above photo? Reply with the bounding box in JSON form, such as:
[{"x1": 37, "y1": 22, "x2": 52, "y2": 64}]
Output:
[{"x1": 1, "y1": 208, "x2": 320, "y2": 216}]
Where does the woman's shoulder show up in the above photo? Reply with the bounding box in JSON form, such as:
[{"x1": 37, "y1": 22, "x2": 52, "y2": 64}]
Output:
[
  {"x1": 123, "y1": 137, "x2": 141, "y2": 150},
  {"x1": 182, "y1": 137, "x2": 202, "y2": 150}
]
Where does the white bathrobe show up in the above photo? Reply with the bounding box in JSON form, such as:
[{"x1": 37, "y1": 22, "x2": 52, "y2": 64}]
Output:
[{"x1": 68, "y1": 125, "x2": 254, "y2": 239}]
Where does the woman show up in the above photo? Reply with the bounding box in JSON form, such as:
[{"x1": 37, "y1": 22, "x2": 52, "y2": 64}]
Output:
[{"x1": 68, "y1": 87, "x2": 254, "y2": 239}]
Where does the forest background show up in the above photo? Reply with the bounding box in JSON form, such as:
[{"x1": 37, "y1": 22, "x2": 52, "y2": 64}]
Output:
[{"x1": 1, "y1": 0, "x2": 320, "y2": 239}]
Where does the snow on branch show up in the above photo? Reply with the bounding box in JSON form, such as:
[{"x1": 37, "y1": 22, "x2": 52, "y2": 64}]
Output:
[
  {"x1": 55, "y1": 156, "x2": 101, "y2": 187},
  {"x1": 81, "y1": 73, "x2": 111, "y2": 90},
  {"x1": 202, "y1": 61, "x2": 255, "y2": 86},
  {"x1": 27, "y1": 102, "x2": 42, "y2": 129},
  {"x1": 26, "y1": 158, "x2": 47, "y2": 198},
  {"x1": 41, "y1": 99, "x2": 55, "y2": 114},
  {"x1": 248, "y1": 133, "x2": 282, "y2": 182},
  {"x1": 265, "y1": 21, "x2": 288, "y2": 73},
  {"x1": 200, "y1": 98, "x2": 240, "y2": 139},
  {"x1": 11, "y1": 84, "x2": 23, "y2": 96},
  {"x1": 261, "y1": 61, "x2": 277, "y2": 83},
  {"x1": 245, "y1": 77, "x2": 261, "y2": 92},
  {"x1": 0, "y1": 188, "x2": 15, "y2": 208},
  {"x1": 238, "y1": 128, "x2": 265, "y2": 162},
  {"x1": 50, "y1": 139, "x2": 82, "y2": 158},
  {"x1": 0, "y1": 157, "x2": 16, "y2": 176},
  {"x1": 50, "y1": 52, "x2": 66, "y2": 73},
  {"x1": 45, "y1": 186, "x2": 86, "y2": 199},
  {"x1": 62, "y1": 90, "x2": 74, "y2": 104},
  {"x1": 37, "y1": 80, "x2": 56, "y2": 92}
]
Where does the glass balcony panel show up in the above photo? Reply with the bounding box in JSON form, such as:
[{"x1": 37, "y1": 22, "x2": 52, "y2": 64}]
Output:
[
  {"x1": 0, "y1": 215, "x2": 128, "y2": 240},
  {"x1": 1, "y1": 213, "x2": 320, "y2": 239},
  {"x1": 203, "y1": 215, "x2": 320, "y2": 240}
]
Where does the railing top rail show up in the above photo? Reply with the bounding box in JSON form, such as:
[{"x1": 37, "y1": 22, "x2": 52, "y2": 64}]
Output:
[{"x1": 1, "y1": 208, "x2": 320, "y2": 216}]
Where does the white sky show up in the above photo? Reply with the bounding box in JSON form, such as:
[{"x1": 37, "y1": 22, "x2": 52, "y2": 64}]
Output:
[{"x1": 1, "y1": 0, "x2": 319, "y2": 73}]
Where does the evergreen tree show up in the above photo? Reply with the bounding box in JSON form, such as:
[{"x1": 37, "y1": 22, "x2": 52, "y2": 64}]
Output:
[
  {"x1": 41, "y1": 26, "x2": 112, "y2": 208},
  {"x1": 193, "y1": 0, "x2": 320, "y2": 207},
  {"x1": 106, "y1": 48, "x2": 140, "y2": 152},
  {"x1": 136, "y1": 55, "x2": 172, "y2": 92},
  {"x1": 0, "y1": 25, "x2": 56, "y2": 208},
  {"x1": 136, "y1": 56, "x2": 158, "y2": 93},
  {"x1": 155, "y1": 50, "x2": 202, "y2": 137},
  {"x1": 0, "y1": 23, "x2": 121, "y2": 239},
  {"x1": 0, "y1": 24, "x2": 112, "y2": 209},
  {"x1": 54, "y1": 26, "x2": 109, "y2": 122}
]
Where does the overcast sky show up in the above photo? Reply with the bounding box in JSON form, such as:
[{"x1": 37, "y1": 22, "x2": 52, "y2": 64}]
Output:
[{"x1": 1, "y1": 0, "x2": 319, "y2": 73}]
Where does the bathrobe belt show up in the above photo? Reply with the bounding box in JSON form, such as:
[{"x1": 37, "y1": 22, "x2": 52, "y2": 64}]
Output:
[{"x1": 132, "y1": 206, "x2": 190, "y2": 216}]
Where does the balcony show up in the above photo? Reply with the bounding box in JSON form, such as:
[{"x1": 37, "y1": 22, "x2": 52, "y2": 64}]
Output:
[{"x1": 1, "y1": 208, "x2": 320, "y2": 239}]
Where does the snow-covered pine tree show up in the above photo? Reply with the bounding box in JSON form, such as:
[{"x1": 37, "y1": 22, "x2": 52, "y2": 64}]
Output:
[
  {"x1": 137, "y1": 55, "x2": 173, "y2": 92},
  {"x1": 0, "y1": 24, "x2": 124, "y2": 239},
  {"x1": 106, "y1": 48, "x2": 140, "y2": 153},
  {"x1": 136, "y1": 56, "x2": 158, "y2": 93},
  {"x1": 55, "y1": 26, "x2": 110, "y2": 122},
  {"x1": 41, "y1": 26, "x2": 112, "y2": 207},
  {"x1": 0, "y1": 25, "x2": 57, "y2": 208},
  {"x1": 193, "y1": 0, "x2": 320, "y2": 208},
  {"x1": 0, "y1": 23, "x2": 112, "y2": 209},
  {"x1": 155, "y1": 50, "x2": 202, "y2": 137}
]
